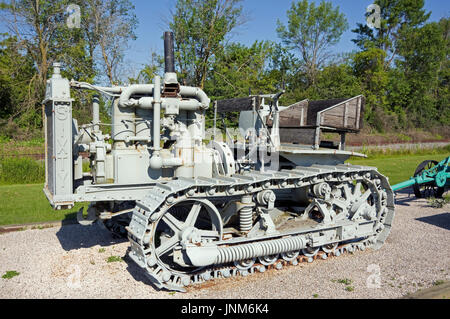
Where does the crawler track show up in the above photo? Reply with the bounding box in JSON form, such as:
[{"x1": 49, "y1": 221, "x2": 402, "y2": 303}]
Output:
[{"x1": 127, "y1": 164, "x2": 395, "y2": 291}]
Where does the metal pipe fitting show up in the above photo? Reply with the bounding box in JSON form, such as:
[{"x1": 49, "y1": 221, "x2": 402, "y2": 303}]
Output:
[
  {"x1": 149, "y1": 76, "x2": 163, "y2": 170},
  {"x1": 118, "y1": 84, "x2": 155, "y2": 108},
  {"x1": 92, "y1": 95, "x2": 100, "y2": 132}
]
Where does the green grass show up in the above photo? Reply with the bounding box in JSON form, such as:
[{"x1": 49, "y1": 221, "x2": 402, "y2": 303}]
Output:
[
  {"x1": 0, "y1": 137, "x2": 44, "y2": 156},
  {"x1": 356, "y1": 144, "x2": 450, "y2": 158},
  {"x1": 106, "y1": 256, "x2": 123, "y2": 263},
  {"x1": 334, "y1": 278, "x2": 353, "y2": 285},
  {"x1": 348, "y1": 152, "x2": 450, "y2": 185},
  {"x1": 0, "y1": 157, "x2": 45, "y2": 185},
  {"x1": 2, "y1": 270, "x2": 20, "y2": 279},
  {"x1": 0, "y1": 184, "x2": 87, "y2": 225}
]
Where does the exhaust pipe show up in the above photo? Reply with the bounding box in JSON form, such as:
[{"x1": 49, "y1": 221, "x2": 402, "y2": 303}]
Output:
[{"x1": 164, "y1": 31, "x2": 175, "y2": 74}]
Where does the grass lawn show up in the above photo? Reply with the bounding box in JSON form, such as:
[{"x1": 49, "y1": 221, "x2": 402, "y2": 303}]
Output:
[
  {"x1": 348, "y1": 153, "x2": 450, "y2": 186},
  {"x1": 0, "y1": 184, "x2": 87, "y2": 226},
  {"x1": 0, "y1": 152, "x2": 448, "y2": 226}
]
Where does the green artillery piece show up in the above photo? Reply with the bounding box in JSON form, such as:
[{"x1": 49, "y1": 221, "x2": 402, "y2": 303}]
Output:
[{"x1": 392, "y1": 156, "x2": 449, "y2": 198}]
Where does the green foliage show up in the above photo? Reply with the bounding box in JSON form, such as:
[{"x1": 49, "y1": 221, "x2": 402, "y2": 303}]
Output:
[
  {"x1": 427, "y1": 197, "x2": 449, "y2": 209},
  {"x1": 349, "y1": 0, "x2": 447, "y2": 130},
  {"x1": 0, "y1": 34, "x2": 37, "y2": 132},
  {"x1": 0, "y1": 158, "x2": 45, "y2": 185},
  {"x1": 106, "y1": 256, "x2": 123, "y2": 263},
  {"x1": 276, "y1": 0, "x2": 348, "y2": 86},
  {"x1": 336, "y1": 278, "x2": 353, "y2": 285},
  {"x1": 206, "y1": 41, "x2": 277, "y2": 100},
  {"x1": 293, "y1": 63, "x2": 361, "y2": 102},
  {"x1": 2, "y1": 271, "x2": 20, "y2": 279},
  {"x1": 352, "y1": 48, "x2": 390, "y2": 130},
  {"x1": 170, "y1": 0, "x2": 244, "y2": 88},
  {"x1": 396, "y1": 21, "x2": 447, "y2": 127},
  {"x1": 0, "y1": 0, "x2": 136, "y2": 134},
  {"x1": 352, "y1": 0, "x2": 430, "y2": 65},
  {"x1": 205, "y1": 40, "x2": 280, "y2": 127}
]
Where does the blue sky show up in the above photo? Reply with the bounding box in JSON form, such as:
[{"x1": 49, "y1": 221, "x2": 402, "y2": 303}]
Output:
[{"x1": 125, "y1": 0, "x2": 450, "y2": 69}]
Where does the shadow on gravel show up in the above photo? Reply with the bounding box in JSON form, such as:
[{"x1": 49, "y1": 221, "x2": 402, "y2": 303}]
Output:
[
  {"x1": 394, "y1": 188, "x2": 415, "y2": 206},
  {"x1": 122, "y1": 250, "x2": 163, "y2": 292},
  {"x1": 56, "y1": 222, "x2": 126, "y2": 251},
  {"x1": 416, "y1": 213, "x2": 450, "y2": 231}
]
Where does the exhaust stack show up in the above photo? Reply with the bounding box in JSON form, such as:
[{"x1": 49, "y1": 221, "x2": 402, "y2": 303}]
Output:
[
  {"x1": 163, "y1": 31, "x2": 179, "y2": 95},
  {"x1": 164, "y1": 31, "x2": 175, "y2": 74}
]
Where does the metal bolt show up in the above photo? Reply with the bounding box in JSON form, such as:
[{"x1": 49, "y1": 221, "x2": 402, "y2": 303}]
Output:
[
  {"x1": 202, "y1": 272, "x2": 211, "y2": 281},
  {"x1": 162, "y1": 272, "x2": 171, "y2": 282},
  {"x1": 182, "y1": 277, "x2": 191, "y2": 286},
  {"x1": 222, "y1": 269, "x2": 231, "y2": 278}
]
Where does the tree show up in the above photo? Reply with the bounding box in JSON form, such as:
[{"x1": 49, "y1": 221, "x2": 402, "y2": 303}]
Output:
[
  {"x1": 0, "y1": 0, "x2": 138, "y2": 133},
  {"x1": 127, "y1": 52, "x2": 163, "y2": 84},
  {"x1": 436, "y1": 18, "x2": 450, "y2": 126},
  {"x1": 79, "y1": 0, "x2": 138, "y2": 85},
  {"x1": 276, "y1": 0, "x2": 348, "y2": 86},
  {"x1": 169, "y1": 0, "x2": 246, "y2": 88},
  {"x1": 396, "y1": 21, "x2": 447, "y2": 127},
  {"x1": 203, "y1": 41, "x2": 277, "y2": 126},
  {"x1": 352, "y1": 0, "x2": 430, "y2": 68},
  {"x1": 306, "y1": 63, "x2": 361, "y2": 100},
  {"x1": 206, "y1": 41, "x2": 276, "y2": 99},
  {"x1": 0, "y1": 0, "x2": 74, "y2": 129},
  {"x1": 0, "y1": 34, "x2": 35, "y2": 126},
  {"x1": 352, "y1": 47, "x2": 390, "y2": 130}
]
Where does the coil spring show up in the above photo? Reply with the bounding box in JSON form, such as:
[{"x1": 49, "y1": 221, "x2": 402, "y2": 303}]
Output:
[
  {"x1": 239, "y1": 206, "x2": 253, "y2": 232},
  {"x1": 215, "y1": 236, "x2": 305, "y2": 264}
]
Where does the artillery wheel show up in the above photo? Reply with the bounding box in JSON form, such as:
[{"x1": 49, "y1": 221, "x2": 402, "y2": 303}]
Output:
[{"x1": 413, "y1": 160, "x2": 445, "y2": 198}]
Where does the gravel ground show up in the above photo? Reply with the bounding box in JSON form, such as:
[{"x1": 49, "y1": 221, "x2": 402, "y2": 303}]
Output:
[{"x1": 0, "y1": 189, "x2": 448, "y2": 299}]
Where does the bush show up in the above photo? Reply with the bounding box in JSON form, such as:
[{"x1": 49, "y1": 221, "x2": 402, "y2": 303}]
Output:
[{"x1": 0, "y1": 157, "x2": 45, "y2": 185}]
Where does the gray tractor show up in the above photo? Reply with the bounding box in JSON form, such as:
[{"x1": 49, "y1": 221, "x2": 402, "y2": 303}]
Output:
[{"x1": 43, "y1": 32, "x2": 394, "y2": 291}]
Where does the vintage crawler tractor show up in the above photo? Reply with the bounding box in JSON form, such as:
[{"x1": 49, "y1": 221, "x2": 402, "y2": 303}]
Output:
[{"x1": 43, "y1": 32, "x2": 395, "y2": 291}]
